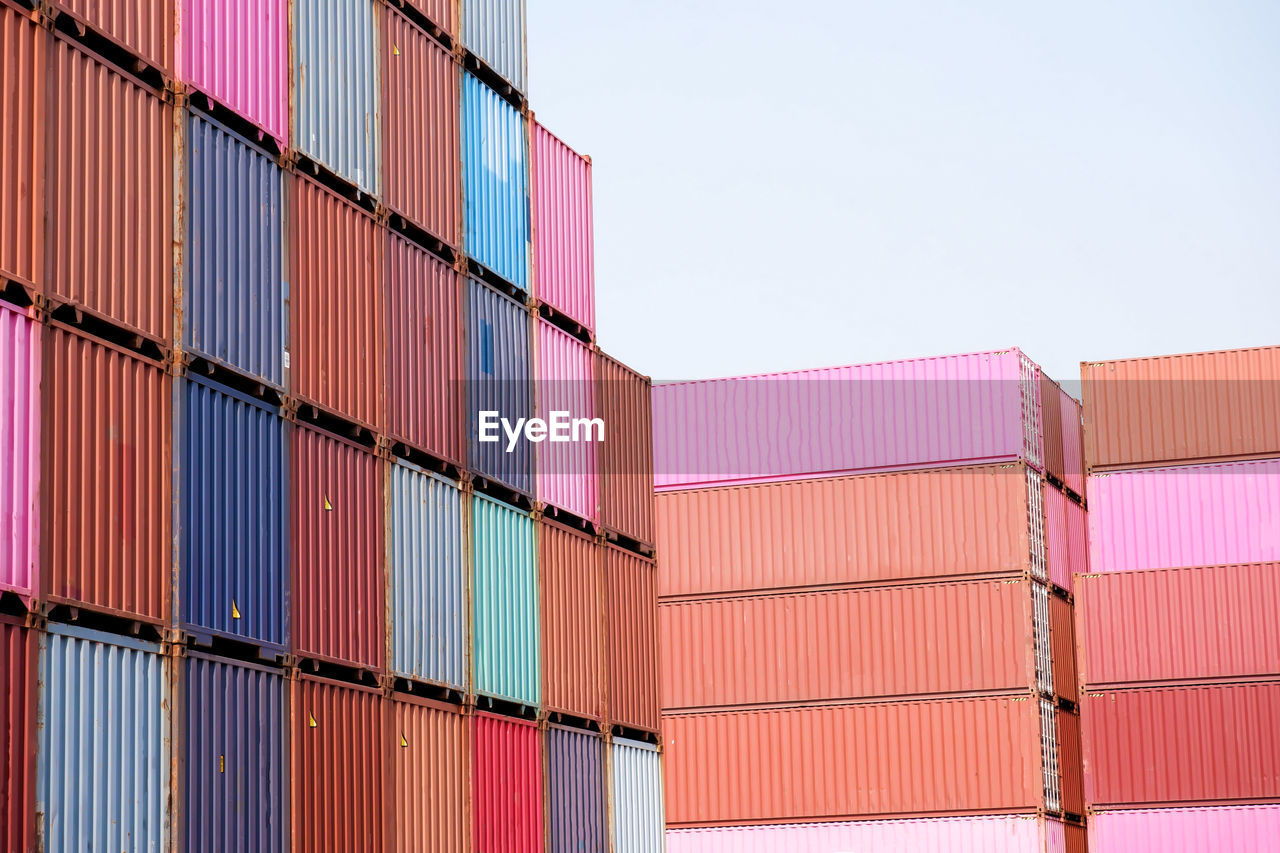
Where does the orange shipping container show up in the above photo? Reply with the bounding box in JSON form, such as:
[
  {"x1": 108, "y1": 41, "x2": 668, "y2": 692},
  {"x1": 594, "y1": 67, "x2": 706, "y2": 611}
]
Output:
[
  {"x1": 596, "y1": 350, "x2": 654, "y2": 548},
  {"x1": 386, "y1": 694, "x2": 468, "y2": 853},
  {"x1": 1058, "y1": 709, "x2": 1084, "y2": 817},
  {"x1": 1049, "y1": 593, "x2": 1078, "y2": 705},
  {"x1": 0, "y1": 1, "x2": 44, "y2": 291},
  {"x1": 606, "y1": 545, "x2": 659, "y2": 732},
  {"x1": 540, "y1": 520, "x2": 604, "y2": 721}
]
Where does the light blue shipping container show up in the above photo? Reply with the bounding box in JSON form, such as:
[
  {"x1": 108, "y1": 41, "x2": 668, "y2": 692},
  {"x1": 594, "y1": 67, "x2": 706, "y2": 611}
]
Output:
[
  {"x1": 294, "y1": 0, "x2": 380, "y2": 196},
  {"x1": 466, "y1": 277, "x2": 533, "y2": 495},
  {"x1": 184, "y1": 111, "x2": 286, "y2": 387},
  {"x1": 461, "y1": 0, "x2": 528, "y2": 94},
  {"x1": 462, "y1": 72, "x2": 530, "y2": 290},
  {"x1": 610, "y1": 738, "x2": 664, "y2": 853},
  {"x1": 388, "y1": 461, "x2": 467, "y2": 690},
  {"x1": 38, "y1": 624, "x2": 170, "y2": 853},
  {"x1": 472, "y1": 492, "x2": 539, "y2": 706}
]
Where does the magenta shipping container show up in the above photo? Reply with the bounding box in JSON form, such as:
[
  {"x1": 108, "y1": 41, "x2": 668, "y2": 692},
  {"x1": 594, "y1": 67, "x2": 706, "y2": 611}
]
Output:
[
  {"x1": 1088, "y1": 458, "x2": 1280, "y2": 572},
  {"x1": 536, "y1": 319, "x2": 598, "y2": 521},
  {"x1": 1, "y1": 302, "x2": 39, "y2": 603},
  {"x1": 654, "y1": 349, "x2": 1044, "y2": 490},
  {"x1": 1088, "y1": 806, "x2": 1280, "y2": 853},
  {"x1": 531, "y1": 118, "x2": 595, "y2": 333}
]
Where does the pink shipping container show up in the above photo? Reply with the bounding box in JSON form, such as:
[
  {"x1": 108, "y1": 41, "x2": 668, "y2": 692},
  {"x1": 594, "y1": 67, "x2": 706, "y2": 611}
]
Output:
[
  {"x1": 176, "y1": 0, "x2": 288, "y2": 144},
  {"x1": 1044, "y1": 484, "x2": 1087, "y2": 594},
  {"x1": 1, "y1": 302, "x2": 39, "y2": 603},
  {"x1": 1088, "y1": 805, "x2": 1280, "y2": 853},
  {"x1": 536, "y1": 319, "x2": 598, "y2": 522},
  {"x1": 654, "y1": 349, "x2": 1044, "y2": 490},
  {"x1": 473, "y1": 712, "x2": 543, "y2": 853},
  {"x1": 1087, "y1": 459, "x2": 1280, "y2": 573},
  {"x1": 530, "y1": 119, "x2": 595, "y2": 334}
]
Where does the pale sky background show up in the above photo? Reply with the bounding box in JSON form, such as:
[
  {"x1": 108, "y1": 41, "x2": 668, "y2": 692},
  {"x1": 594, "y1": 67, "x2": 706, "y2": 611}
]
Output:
[{"x1": 527, "y1": 1, "x2": 1280, "y2": 386}]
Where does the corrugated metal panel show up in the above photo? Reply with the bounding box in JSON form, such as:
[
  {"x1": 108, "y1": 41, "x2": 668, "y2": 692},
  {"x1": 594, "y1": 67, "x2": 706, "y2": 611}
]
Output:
[
  {"x1": 472, "y1": 492, "x2": 539, "y2": 705},
  {"x1": 1082, "y1": 683, "x2": 1280, "y2": 807},
  {"x1": 611, "y1": 737, "x2": 664, "y2": 853},
  {"x1": 540, "y1": 521, "x2": 603, "y2": 719},
  {"x1": 466, "y1": 277, "x2": 533, "y2": 494},
  {"x1": 387, "y1": 695, "x2": 468, "y2": 853},
  {"x1": 180, "y1": 653, "x2": 287, "y2": 853},
  {"x1": 1031, "y1": 583, "x2": 1054, "y2": 698},
  {"x1": 388, "y1": 462, "x2": 466, "y2": 689},
  {"x1": 1048, "y1": 593, "x2": 1078, "y2": 704},
  {"x1": 184, "y1": 111, "x2": 285, "y2": 386},
  {"x1": 461, "y1": 0, "x2": 526, "y2": 93},
  {"x1": 1076, "y1": 563, "x2": 1280, "y2": 688},
  {"x1": 177, "y1": 376, "x2": 288, "y2": 649},
  {"x1": 531, "y1": 119, "x2": 594, "y2": 331},
  {"x1": 50, "y1": 0, "x2": 172, "y2": 71},
  {"x1": 664, "y1": 696, "x2": 1047, "y2": 826},
  {"x1": 403, "y1": 0, "x2": 455, "y2": 38},
  {"x1": 606, "y1": 546, "x2": 659, "y2": 732},
  {"x1": 1057, "y1": 709, "x2": 1084, "y2": 817},
  {"x1": 1089, "y1": 806, "x2": 1280, "y2": 853},
  {"x1": 1044, "y1": 485, "x2": 1087, "y2": 594},
  {"x1": 548, "y1": 725, "x2": 605, "y2": 853},
  {"x1": 656, "y1": 463, "x2": 1039, "y2": 598},
  {"x1": 1087, "y1": 459, "x2": 1280, "y2": 572},
  {"x1": 462, "y1": 73, "x2": 530, "y2": 289},
  {"x1": 386, "y1": 232, "x2": 464, "y2": 462},
  {"x1": 654, "y1": 349, "x2": 1044, "y2": 490},
  {"x1": 0, "y1": 1, "x2": 44, "y2": 289},
  {"x1": 38, "y1": 625, "x2": 169, "y2": 852},
  {"x1": 48, "y1": 35, "x2": 173, "y2": 340},
  {"x1": 383, "y1": 6, "x2": 460, "y2": 246},
  {"x1": 291, "y1": 675, "x2": 384, "y2": 853},
  {"x1": 177, "y1": 0, "x2": 288, "y2": 143},
  {"x1": 1082, "y1": 346, "x2": 1280, "y2": 471},
  {"x1": 660, "y1": 579, "x2": 1042, "y2": 711},
  {"x1": 43, "y1": 324, "x2": 171, "y2": 623},
  {"x1": 1, "y1": 617, "x2": 35, "y2": 853},
  {"x1": 0, "y1": 302, "x2": 39, "y2": 602},
  {"x1": 1058, "y1": 387, "x2": 1085, "y2": 498},
  {"x1": 1039, "y1": 698, "x2": 1062, "y2": 815},
  {"x1": 473, "y1": 712, "x2": 542, "y2": 852},
  {"x1": 293, "y1": 0, "x2": 379, "y2": 195},
  {"x1": 291, "y1": 175, "x2": 384, "y2": 427},
  {"x1": 292, "y1": 425, "x2": 384, "y2": 669},
  {"x1": 535, "y1": 319, "x2": 598, "y2": 521},
  {"x1": 597, "y1": 350, "x2": 653, "y2": 547},
  {"x1": 1042, "y1": 376, "x2": 1065, "y2": 489}
]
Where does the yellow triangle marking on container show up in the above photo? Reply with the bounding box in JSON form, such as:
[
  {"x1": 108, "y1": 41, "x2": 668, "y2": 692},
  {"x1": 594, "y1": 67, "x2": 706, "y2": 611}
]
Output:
[
  {"x1": 323, "y1": 495, "x2": 333, "y2": 512},
  {"x1": 393, "y1": 44, "x2": 401, "y2": 56},
  {"x1": 400, "y1": 733, "x2": 408, "y2": 748},
  {"x1": 309, "y1": 713, "x2": 318, "y2": 728},
  {"x1": 231, "y1": 599, "x2": 241, "y2": 620}
]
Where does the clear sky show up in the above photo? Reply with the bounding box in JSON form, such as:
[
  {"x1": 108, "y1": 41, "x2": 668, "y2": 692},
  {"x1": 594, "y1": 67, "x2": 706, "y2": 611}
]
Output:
[{"x1": 527, "y1": 1, "x2": 1280, "y2": 386}]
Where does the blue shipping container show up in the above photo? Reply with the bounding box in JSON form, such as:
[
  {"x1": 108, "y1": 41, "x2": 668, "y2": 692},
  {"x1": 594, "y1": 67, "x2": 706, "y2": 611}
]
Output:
[
  {"x1": 472, "y1": 493, "x2": 539, "y2": 706},
  {"x1": 181, "y1": 653, "x2": 287, "y2": 853},
  {"x1": 178, "y1": 376, "x2": 289, "y2": 650},
  {"x1": 466, "y1": 277, "x2": 533, "y2": 495},
  {"x1": 549, "y1": 725, "x2": 606, "y2": 853},
  {"x1": 38, "y1": 624, "x2": 170, "y2": 853},
  {"x1": 184, "y1": 111, "x2": 286, "y2": 387},
  {"x1": 461, "y1": 0, "x2": 528, "y2": 94},
  {"x1": 462, "y1": 72, "x2": 530, "y2": 289}
]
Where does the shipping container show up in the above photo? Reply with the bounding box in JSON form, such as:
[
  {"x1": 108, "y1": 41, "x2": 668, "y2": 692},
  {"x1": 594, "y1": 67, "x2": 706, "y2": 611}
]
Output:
[
  {"x1": 177, "y1": 376, "x2": 288, "y2": 650},
  {"x1": 48, "y1": 34, "x2": 173, "y2": 340},
  {"x1": 610, "y1": 737, "x2": 664, "y2": 853},
  {"x1": 1082, "y1": 683, "x2": 1280, "y2": 807},
  {"x1": 387, "y1": 462, "x2": 467, "y2": 690},
  {"x1": 466, "y1": 276, "x2": 533, "y2": 494},
  {"x1": 178, "y1": 653, "x2": 287, "y2": 853},
  {"x1": 473, "y1": 712, "x2": 542, "y2": 853},
  {"x1": 1057, "y1": 709, "x2": 1084, "y2": 817},
  {"x1": 1040, "y1": 379, "x2": 1086, "y2": 500},
  {"x1": 293, "y1": 0, "x2": 379, "y2": 195},
  {"x1": 49, "y1": 0, "x2": 172, "y2": 72},
  {"x1": 0, "y1": 301, "x2": 39, "y2": 603},
  {"x1": 400, "y1": 0, "x2": 455, "y2": 39},
  {"x1": 536, "y1": 318, "x2": 598, "y2": 521},
  {"x1": 183, "y1": 110, "x2": 286, "y2": 386},
  {"x1": 530, "y1": 119, "x2": 595, "y2": 332},
  {"x1": 292, "y1": 424, "x2": 384, "y2": 669},
  {"x1": 385, "y1": 231, "x2": 464, "y2": 462},
  {"x1": 0, "y1": 0, "x2": 44, "y2": 290},
  {"x1": 1048, "y1": 593, "x2": 1078, "y2": 705},
  {"x1": 472, "y1": 492, "x2": 539, "y2": 706},
  {"x1": 461, "y1": 0, "x2": 526, "y2": 93},
  {"x1": 1082, "y1": 346, "x2": 1280, "y2": 471},
  {"x1": 654, "y1": 349, "x2": 1044, "y2": 490},
  {"x1": 43, "y1": 324, "x2": 171, "y2": 623},
  {"x1": 382, "y1": 5, "x2": 460, "y2": 246},
  {"x1": 1076, "y1": 563, "x2": 1280, "y2": 688},
  {"x1": 462, "y1": 72, "x2": 530, "y2": 289},
  {"x1": 1044, "y1": 483, "x2": 1087, "y2": 594},
  {"x1": 606, "y1": 546, "x2": 659, "y2": 732},
  {"x1": 38, "y1": 624, "x2": 169, "y2": 852},
  {"x1": 386, "y1": 694, "x2": 468, "y2": 853},
  {"x1": 1089, "y1": 805, "x2": 1280, "y2": 853},
  {"x1": 291, "y1": 675, "x2": 384, "y2": 853},
  {"x1": 540, "y1": 520, "x2": 604, "y2": 719},
  {"x1": 596, "y1": 350, "x2": 654, "y2": 547},
  {"x1": 664, "y1": 695, "x2": 1055, "y2": 826},
  {"x1": 1, "y1": 616, "x2": 34, "y2": 853},
  {"x1": 547, "y1": 724, "x2": 606, "y2": 853},
  {"x1": 657, "y1": 463, "x2": 1046, "y2": 598},
  {"x1": 177, "y1": 0, "x2": 288, "y2": 144},
  {"x1": 1087, "y1": 459, "x2": 1280, "y2": 572}
]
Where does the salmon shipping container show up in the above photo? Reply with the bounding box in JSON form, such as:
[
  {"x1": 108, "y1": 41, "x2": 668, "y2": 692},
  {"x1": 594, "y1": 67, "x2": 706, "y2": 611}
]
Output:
[
  {"x1": 1, "y1": 616, "x2": 34, "y2": 853},
  {"x1": 386, "y1": 694, "x2": 468, "y2": 853},
  {"x1": 531, "y1": 119, "x2": 595, "y2": 332},
  {"x1": 1044, "y1": 483, "x2": 1088, "y2": 594},
  {"x1": 611, "y1": 737, "x2": 664, "y2": 853},
  {"x1": 402, "y1": 0, "x2": 455, "y2": 40},
  {"x1": 461, "y1": 0, "x2": 527, "y2": 94},
  {"x1": 472, "y1": 492, "x2": 539, "y2": 706},
  {"x1": 48, "y1": 0, "x2": 172, "y2": 72},
  {"x1": 596, "y1": 349, "x2": 654, "y2": 547},
  {"x1": 1040, "y1": 376, "x2": 1086, "y2": 500},
  {"x1": 1, "y1": 301, "x2": 39, "y2": 603},
  {"x1": 540, "y1": 519, "x2": 604, "y2": 720},
  {"x1": 606, "y1": 545, "x2": 660, "y2": 732},
  {"x1": 536, "y1": 318, "x2": 598, "y2": 521},
  {"x1": 548, "y1": 724, "x2": 606, "y2": 853},
  {"x1": 0, "y1": 0, "x2": 44, "y2": 291},
  {"x1": 467, "y1": 276, "x2": 533, "y2": 495},
  {"x1": 1089, "y1": 805, "x2": 1280, "y2": 853},
  {"x1": 462, "y1": 72, "x2": 530, "y2": 289},
  {"x1": 473, "y1": 712, "x2": 543, "y2": 852}
]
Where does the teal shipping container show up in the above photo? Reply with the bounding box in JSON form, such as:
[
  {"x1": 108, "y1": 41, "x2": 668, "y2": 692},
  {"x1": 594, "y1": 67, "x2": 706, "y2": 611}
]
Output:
[{"x1": 472, "y1": 492, "x2": 539, "y2": 706}]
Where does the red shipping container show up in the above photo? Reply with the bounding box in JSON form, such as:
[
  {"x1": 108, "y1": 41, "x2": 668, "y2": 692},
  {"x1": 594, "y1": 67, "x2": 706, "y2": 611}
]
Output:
[
  {"x1": 396, "y1": 0, "x2": 455, "y2": 39},
  {"x1": 540, "y1": 520, "x2": 604, "y2": 721},
  {"x1": 606, "y1": 545, "x2": 659, "y2": 732},
  {"x1": 0, "y1": 0, "x2": 44, "y2": 291},
  {"x1": 1, "y1": 616, "x2": 35, "y2": 853},
  {"x1": 1058, "y1": 710, "x2": 1084, "y2": 817},
  {"x1": 1048, "y1": 593, "x2": 1078, "y2": 705},
  {"x1": 473, "y1": 712, "x2": 542, "y2": 853},
  {"x1": 596, "y1": 350, "x2": 654, "y2": 547},
  {"x1": 386, "y1": 695, "x2": 468, "y2": 853},
  {"x1": 292, "y1": 675, "x2": 384, "y2": 853},
  {"x1": 292, "y1": 424, "x2": 384, "y2": 670},
  {"x1": 49, "y1": 0, "x2": 172, "y2": 72}
]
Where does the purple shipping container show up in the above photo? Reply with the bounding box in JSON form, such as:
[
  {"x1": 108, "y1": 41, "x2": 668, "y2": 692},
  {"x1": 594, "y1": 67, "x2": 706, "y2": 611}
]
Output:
[
  {"x1": 547, "y1": 725, "x2": 605, "y2": 853},
  {"x1": 530, "y1": 119, "x2": 595, "y2": 333},
  {"x1": 1, "y1": 301, "x2": 39, "y2": 603},
  {"x1": 1089, "y1": 806, "x2": 1280, "y2": 853},
  {"x1": 535, "y1": 319, "x2": 598, "y2": 522}
]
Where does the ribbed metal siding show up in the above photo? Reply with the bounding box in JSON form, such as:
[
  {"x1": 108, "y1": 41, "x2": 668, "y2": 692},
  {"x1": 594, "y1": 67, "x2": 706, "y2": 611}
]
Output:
[
  {"x1": 387, "y1": 696, "x2": 468, "y2": 853},
  {"x1": 38, "y1": 625, "x2": 169, "y2": 853},
  {"x1": 606, "y1": 547, "x2": 659, "y2": 732},
  {"x1": 611, "y1": 737, "x2": 664, "y2": 853},
  {"x1": 597, "y1": 351, "x2": 654, "y2": 546},
  {"x1": 388, "y1": 462, "x2": 466, "y2": 689},
  {"x1": 461, "y1": 0, "x2": 526, "y2": 93},
  {"x1": 1032, "y1": 582, "x2": 1054, "y2": 698},
  {"x1": 180, "y1": 654, "x2": 287, "y2": 853},
  {"x1": 184, "y1": 111, "x2": 285, "y2": 386},
  {"x1": 548, "y1": 726, "x2": 605, "y2": 853},
  {"x1": 472, "y1": 493, "x2": 539, "y2": 705},
  {"x1": 531, "y1": 119, "x2": 595, "y2": 331},
  {"x1": 50, "y1": 0, "x2": 172, "y2": 71},
  {"x1": 462, "y1": 73, "x2": 530, "y2": 289},
  {"x1": 466, "y1": 276, "x2": 533, "y2": 494},
  {"x1": 0, "y1": 303, "x2": 39, "y2": 602},
  {"x1": 1049, "y1": 592, "x2": 1078, "y2": 705},
  {"x1": 1, "y1": 617, "x2": 35, "y2": 853},
  {"x1": 535, "y1": 319, "x2": 598, "y2": 521},
  {"x1": 293, "y1": 0, "x2": 379, "y2": 195},
  {"x1": 0, "y1": 1, "x2": 44, "y2": 290},
  {"x1": 1058, "y1": 709, "x2": 1084, "y2": 817},
  {"x1": 1027, "y1": 468, "x2": 1048, "y2": 582},
  {"x1": 1039, "y1": 698, "x2": 1061, "y2": 814},
  {"x1": 1089, "y1": 806, "x2": 1280, "y2": 853},
  {"x1": 473, "y1": 712, "x2": 542, "y2": 852},
  {"x1": 178, "y1": 376, "x2": 288, "y2": 649},
  {"x1": 540, "y1": 521, "x2": 604, "y2": 719}
]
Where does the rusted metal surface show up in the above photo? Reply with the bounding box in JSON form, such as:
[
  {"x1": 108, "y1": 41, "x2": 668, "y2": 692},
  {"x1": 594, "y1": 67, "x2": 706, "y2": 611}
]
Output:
[
  {"x1": 387, "y1": 694, "x2": 469, "y2": 853},
  {"x1": 606, "y1": 545, "x2": 659, "y2": 732},
  {"x1": 540, "y1": 519, "x2": 604, "y2": 720},
  {"x1": 596, "y1": 350, "x2": 654, "y2": 547},
  {"x1": 49, "y1": 0, "x2": 173, "y2": 72},
  {"x1": 0, "y1": 0, "x2": 44, "y2": 290},
  {"x1": 1, "y1": 615, "x2": 35, "y2": 853}
]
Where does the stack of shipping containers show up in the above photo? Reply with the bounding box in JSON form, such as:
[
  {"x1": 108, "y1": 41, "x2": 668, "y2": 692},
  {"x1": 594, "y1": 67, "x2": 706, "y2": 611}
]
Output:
[
  {"x1": 1076, "y1": 346, "x2": 1280, "y2": 852},
  {"x1": 0, "y1": 0, "x2": 662, "y2": 849},
  {"x1": 654, "y1": 350, "x2": 1089, "y2": 852}
]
